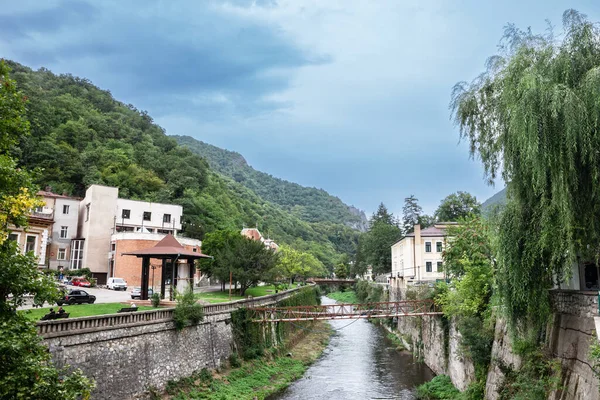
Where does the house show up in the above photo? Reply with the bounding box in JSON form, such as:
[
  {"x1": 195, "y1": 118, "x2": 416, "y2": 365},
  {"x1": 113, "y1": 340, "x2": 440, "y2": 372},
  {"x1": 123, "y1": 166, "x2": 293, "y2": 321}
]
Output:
[
  {"x1": 8, "y1": 211, "x2": 53, "y2": 268},
  {"x1": 37, "y1": 191, "x2": 81, "y2": 270},
  {"x1": 390, "y1": 223, "x2": 456, "y2": 289},
  {"x1": 241, "y1": 227, "x2": 279, "y2": 251},
  {"x1": 77, "y1": 185, "x2": 187, "y2": 285}
]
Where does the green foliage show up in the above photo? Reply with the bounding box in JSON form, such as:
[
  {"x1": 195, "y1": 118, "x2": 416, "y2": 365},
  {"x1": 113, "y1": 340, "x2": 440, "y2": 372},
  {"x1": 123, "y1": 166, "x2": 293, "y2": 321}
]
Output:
[
  {"x1": 354, "y1": 280, "x2": 384, "y2": 303},
  {"x1": 200, "y1": 230, "x2": 279, "y2": 295},
  {"x1": 229, "y1": 353, "x2": 241, "y2": 369},
  {"x1": 327, "y1": 290, "x2": 358, "y2": 304},
  {"x1": 435, "y1": 192, "x2": 481, "y2": 222},
  {"x1": 451, "y1": 10, "x2": 600, "y2": 331},
  {"x1": 589, "y1": 339, "x2": 600, "y2": 383},
  {"x1": 387, "y1": 332, "x2": 406, "y2": 351},
  {"x1": 357, "y1": 203, "x2": 402, "y2": 275},
  {"x1": 173, "y1": 287, "x2": 204, "y2": 330},
  {"x1": 416, "y1": 375, "x2": 461, "y2": 400},
  {"x1": 151, "y1": 292, "x2": 161, "y2": 308},
  {"x1": 274, "y1": 245, "x2": 326, "y2": 284},
  {"x1": 443, "y1": 216, "x2": 493, "y2": 279},
  {"x1": 403, "y1": 195, "x2": 423, "y2": 234}
]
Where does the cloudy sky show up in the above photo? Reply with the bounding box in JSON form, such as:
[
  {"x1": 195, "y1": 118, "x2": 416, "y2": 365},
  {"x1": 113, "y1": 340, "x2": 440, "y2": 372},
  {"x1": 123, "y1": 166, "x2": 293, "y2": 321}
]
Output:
[{"x1": 1, "y1": 0, "x2": 599, "y2": 215}]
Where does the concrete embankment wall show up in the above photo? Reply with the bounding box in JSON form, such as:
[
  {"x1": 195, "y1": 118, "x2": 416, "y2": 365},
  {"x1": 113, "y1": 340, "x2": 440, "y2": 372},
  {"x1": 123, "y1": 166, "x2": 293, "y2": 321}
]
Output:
[
  {"x1": 39, "y1": 288, "x2": 306, "y2": 399},
  {"x1": 393, "y1": 289, "x2": 599, "y2": 399}
]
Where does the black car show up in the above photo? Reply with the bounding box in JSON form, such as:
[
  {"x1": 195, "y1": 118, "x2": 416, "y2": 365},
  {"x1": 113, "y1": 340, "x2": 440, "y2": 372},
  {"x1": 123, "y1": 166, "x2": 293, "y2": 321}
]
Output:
[{"x1": 56, "y1": 289, "x2": 96, "y2": 305}]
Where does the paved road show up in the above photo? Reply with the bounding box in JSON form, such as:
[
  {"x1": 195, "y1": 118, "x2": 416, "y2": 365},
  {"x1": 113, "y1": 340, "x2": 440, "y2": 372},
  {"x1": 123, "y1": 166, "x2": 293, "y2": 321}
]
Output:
[{"x1": 19, "y1": 286, "x2": 134, "y2": 310}]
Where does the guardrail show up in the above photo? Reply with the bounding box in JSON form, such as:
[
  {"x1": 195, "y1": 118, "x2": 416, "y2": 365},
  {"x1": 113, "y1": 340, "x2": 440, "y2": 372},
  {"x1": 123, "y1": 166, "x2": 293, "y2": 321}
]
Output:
[{"x1": 37, "y1": 285, "x2": 308, "y2": 338}]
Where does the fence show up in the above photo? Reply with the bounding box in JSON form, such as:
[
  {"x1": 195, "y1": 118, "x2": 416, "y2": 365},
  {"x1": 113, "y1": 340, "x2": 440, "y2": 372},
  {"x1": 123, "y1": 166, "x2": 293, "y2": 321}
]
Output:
[{"x1": 37, "y1": 285, "x2": 307, "y2": 338}]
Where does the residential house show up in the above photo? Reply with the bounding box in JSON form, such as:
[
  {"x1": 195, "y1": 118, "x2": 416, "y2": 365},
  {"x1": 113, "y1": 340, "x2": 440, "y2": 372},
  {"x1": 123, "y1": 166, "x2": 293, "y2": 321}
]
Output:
[
  {"x1": 8, "y1": 210, "x2": 53, "y2": 268},
  {"x1": 241, "y1": 227, "x2": 279, "y2": 251},
  {"x1": 390, "y1": 223, "x2": 456, "y2": 289},
  {"x1": 38, "y1": 191, "x2": 81, "y2": 270}
]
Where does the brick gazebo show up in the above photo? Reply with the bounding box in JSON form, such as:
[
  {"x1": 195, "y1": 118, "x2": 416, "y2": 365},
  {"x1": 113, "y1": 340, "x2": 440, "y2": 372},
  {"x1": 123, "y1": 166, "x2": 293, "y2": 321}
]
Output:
[{"x1": 122, "y1": 234, "x2": 212, "y2": 300}]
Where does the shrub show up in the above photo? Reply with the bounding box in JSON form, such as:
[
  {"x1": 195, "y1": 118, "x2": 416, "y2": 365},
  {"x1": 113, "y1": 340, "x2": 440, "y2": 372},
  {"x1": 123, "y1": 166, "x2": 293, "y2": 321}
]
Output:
[
  {"x1": 151, "y1": 292, "x2": 160, "y2": 308},
  {"x1": 229, "y1": 353, "x2": 241, "y2": 368},
  {"x1": 416, "y1": 375, "x2": 461, "y2": 399},
  {"x1": 173, "y1": 287, "x2": 204, "y2": 330}
]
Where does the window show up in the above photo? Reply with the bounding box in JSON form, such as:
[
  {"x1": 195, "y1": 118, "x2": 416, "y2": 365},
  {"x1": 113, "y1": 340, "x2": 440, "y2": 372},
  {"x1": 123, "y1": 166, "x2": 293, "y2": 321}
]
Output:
[
  {"x1": 437, "y1": 261, "x2": 443, "y2": 272},
  {"x1": 425, "y1": 242, "x2": 432, "y2": 253},
  {"x1": 143, "y1": 211, "x2": 151, "y2": 221},
  {"x1": 110, "y1": 243, "x2": 116, "y2": 251},
  {"x1": 60, "y1": 226, "x2": 68, "y2": 238},
  {"x1": 193, "y1": 247, "x2": 197, "y2": 252},
  {"x1": 35, "y1": 206, "x2": 43, "y2": 213},
  {"x1": 70, "y1": 240, "x2": 84, "y2": 270},
  {"x1": 122, "y1": 209, "x2": 130, "y2": 219},
  {"x1": 25, "y1": 235, "x2": 36, "y2": 254},
  {"x1": 163, "y1": 213, "x2": 171, "y2": 223},
  {"x1": 85, "y1": 204, "x2": 90, "y2": 222},
  {"x1": 157, "y1": 229, "x2": 173, "y2": 235},
  {"x1": 63, "y1": 204, "x2": 70, "y2": 214},
  {"x1": 436, "y1": 241, "x2": 443, "y2": 252},
  {"x1": 425, "y1": 261, "x2": 432, "y2": 272},
  {"x1": 8, "y1": 233, "x2": 18, "y2": 242},
  {"x1": 57, "y1": 248, "x2": 66, "y2": 260}
]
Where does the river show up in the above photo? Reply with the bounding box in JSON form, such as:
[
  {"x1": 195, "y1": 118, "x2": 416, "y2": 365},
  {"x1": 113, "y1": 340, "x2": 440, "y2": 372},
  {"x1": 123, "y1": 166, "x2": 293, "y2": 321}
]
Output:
[{"x1": 270, "y1": 296, "x2": 434, "y2": 400}]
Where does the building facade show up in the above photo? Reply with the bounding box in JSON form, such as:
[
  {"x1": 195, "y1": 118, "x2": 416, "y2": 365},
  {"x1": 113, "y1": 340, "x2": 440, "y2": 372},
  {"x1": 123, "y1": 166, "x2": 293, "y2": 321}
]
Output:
[
  {"x1": 390, "y1": 223, "x2": 454, "y2": 289},
  {"x1": 77, "y1": 185, "x2": 185, "y2": 284},
  {"x1": 8, "y1": 213, "x2": 52, "y2": 268},
  {"x1": 241, "y1": 228, "x2": 279, "y2": 251}
]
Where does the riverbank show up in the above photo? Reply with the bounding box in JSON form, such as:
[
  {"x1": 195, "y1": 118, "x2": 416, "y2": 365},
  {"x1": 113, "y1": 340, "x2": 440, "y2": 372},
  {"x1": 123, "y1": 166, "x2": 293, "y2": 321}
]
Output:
[{"x1": 163, "y1": 321, "x2": 333, "y2": 400}]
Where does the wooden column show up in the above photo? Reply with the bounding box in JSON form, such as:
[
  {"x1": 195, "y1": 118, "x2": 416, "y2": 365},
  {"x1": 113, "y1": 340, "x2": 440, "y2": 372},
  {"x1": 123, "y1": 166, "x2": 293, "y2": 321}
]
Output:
[
  {"x1": 141, "y1": 257, "x2": 150, "y2": 300},
  {"x1": 160, "y1": 259, "x2": 167, "y2": 299}
]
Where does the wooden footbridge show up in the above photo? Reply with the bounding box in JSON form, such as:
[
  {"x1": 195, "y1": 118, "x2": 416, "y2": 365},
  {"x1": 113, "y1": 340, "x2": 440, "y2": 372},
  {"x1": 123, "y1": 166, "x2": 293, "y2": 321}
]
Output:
[{"x1": 250, "y1": 300, "x2": 442, "y2": 322}]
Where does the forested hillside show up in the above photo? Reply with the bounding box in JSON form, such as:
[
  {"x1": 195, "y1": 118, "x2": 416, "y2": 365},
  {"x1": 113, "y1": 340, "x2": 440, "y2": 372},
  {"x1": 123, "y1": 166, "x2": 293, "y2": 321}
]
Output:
[
  {"x1": 175, "y1": 135, "x2": 368, "y2": 231},
  {"x1": 7, "y1": 60, "x2": 359, "y2": 269}
]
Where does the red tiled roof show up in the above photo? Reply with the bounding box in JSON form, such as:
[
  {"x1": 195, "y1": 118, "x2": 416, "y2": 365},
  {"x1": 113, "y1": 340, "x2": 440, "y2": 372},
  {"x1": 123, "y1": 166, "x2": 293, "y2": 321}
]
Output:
[
  {"x1": 122, "y1": 234, "x2": 212, "y2": 259},
  {"x1": 37, "y1": 190, "x2": 81, "y2": 200}
]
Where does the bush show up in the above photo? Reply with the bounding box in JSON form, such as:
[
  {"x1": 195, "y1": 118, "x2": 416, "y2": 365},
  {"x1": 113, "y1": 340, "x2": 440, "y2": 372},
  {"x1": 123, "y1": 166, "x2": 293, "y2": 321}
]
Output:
[
  {"x1": 151, "y1": 292, "x2": 160, "y2": 308},
  {"x1": 229, "y1": 353, "x2": 241, "y2": 368},
  {"x1": 173, "y1": 287, "x2": 204, "y2": 330},
  {"x1": 416, "y1": 375, "x2": 461, "y2": 399}
]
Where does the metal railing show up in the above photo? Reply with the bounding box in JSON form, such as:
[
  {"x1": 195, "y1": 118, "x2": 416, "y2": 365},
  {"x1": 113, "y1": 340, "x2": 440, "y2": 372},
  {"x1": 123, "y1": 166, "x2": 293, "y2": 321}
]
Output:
[{"x1": 37, "y1": 285, "x2": 307, "y2": 338}]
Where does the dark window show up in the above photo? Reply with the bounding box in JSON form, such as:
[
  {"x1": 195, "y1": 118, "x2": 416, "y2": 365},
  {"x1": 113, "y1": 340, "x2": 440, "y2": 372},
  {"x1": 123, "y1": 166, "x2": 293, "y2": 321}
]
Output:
[
  {"x1": 143, "y1": 212, "x2": 151, "y2": 221},
  {"x1": 426, "y1": 262, "x2": 432, "y2": 272},
  {"x1": 425, "y1": 242, "x2": 432, "y2": 253},
  {"x1": 111, "y1": 243, "x2": 116, "y2": 251},
  {"x1": 85, "y1": 204, "x2": 90, "y2": 221},
  {"x1": 122, "y1": 209, "x2": 130, "y2": 219},
  {"x1": 436, "y1": 242, "x2": 443, "y2": 252},
  {"x1": 8, "y1": 233, "x2": 18, "y2": 241},
  {"x1": 63, "y1": 204, "x2": 70, "y2": 214},
  {"x1": 437, "y1": 262, "x2": 443, "y2": 272},
  {"x1": 163, "y1": 213, "x2": 171, "y2": 223}
]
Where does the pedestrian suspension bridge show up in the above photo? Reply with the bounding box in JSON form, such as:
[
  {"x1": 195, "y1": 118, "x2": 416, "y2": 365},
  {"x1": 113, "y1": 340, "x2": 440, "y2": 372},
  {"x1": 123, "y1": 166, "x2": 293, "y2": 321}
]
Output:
[{"x1": 250, "y1": 300, "x2": 442, "y2": 322}]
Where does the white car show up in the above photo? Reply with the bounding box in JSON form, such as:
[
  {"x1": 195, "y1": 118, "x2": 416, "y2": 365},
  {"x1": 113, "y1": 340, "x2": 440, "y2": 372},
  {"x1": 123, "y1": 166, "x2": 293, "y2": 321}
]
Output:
[{"x1": 107, "y1": 277, "x2": 128, "y2": 291}]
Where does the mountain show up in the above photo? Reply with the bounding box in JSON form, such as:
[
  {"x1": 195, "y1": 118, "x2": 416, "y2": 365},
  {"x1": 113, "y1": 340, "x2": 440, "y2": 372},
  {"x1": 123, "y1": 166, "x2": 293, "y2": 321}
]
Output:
[
  {"x1": 6, "y1": 60, "x2": 360, "y2": 268},
  {"x1": 174, "y1": 136, "x2": 368, "y2": 231},
  {"x1": 482, "y1": 187, "x2": 507, "y2": 212}
]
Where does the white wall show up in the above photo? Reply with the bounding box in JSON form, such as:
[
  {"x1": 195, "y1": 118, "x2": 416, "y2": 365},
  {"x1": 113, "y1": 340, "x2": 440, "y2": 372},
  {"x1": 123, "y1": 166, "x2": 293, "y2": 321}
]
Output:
[
  {"x1": 49, "y1": 198, "x2": 80, "y2": 269},
  {"x1": 116, "y1": 199, "x2": 182, "y2": 232}
]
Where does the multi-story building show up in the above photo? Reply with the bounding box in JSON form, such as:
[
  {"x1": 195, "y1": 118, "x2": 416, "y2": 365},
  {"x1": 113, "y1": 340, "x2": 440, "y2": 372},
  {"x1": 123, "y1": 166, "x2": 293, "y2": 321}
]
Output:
[
  {"x1": 37, "y1": 191, "x2": 81, "y2": 270},
  {"x1": 77, "y1": 185, "x2": 185, "y2": 284},
  {"x1": 390, "y1": 223, "x2": 455, "y2": 289},
  {"x1": 8, "y1": 211, "x2": 53, "y2": 268}
]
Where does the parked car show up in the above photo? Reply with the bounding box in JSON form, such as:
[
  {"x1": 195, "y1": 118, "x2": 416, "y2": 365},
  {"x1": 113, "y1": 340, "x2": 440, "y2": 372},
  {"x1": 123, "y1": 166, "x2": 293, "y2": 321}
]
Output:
[
  {"x1": 62, "y1": 276, "x2": 72, "y2": 285},
  {"x1": 71, "y1": 277, "x2": 91, "y2": 287},
  {"x1": 56, "y1": 289, "x2": 96, "y2": 305},
  {"x1": 107, "y1": 277, "x2": 128, "y2": 291},
  {"x1": 131, "y1": 287, "x2": 154, "y2": 299}
]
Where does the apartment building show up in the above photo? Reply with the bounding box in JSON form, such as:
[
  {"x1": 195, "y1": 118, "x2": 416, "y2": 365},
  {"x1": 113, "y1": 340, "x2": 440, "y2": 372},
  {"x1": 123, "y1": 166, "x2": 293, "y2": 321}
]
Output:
[
  {"x1": 8, "y1": 212, "x2": 52, "y2": 268},
  {"x1": 77, "y1": 185, "x2": 184, "y2": 284},
  {"x1": 390, "y1": 223, "x2": 455, "y2": 289}
]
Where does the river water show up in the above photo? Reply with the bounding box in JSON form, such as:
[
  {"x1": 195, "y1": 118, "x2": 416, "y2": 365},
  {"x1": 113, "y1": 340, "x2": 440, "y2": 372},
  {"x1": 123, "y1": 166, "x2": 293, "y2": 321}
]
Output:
[{"x1": 271, "y1": 297, "x2": 434, "y2": 400}]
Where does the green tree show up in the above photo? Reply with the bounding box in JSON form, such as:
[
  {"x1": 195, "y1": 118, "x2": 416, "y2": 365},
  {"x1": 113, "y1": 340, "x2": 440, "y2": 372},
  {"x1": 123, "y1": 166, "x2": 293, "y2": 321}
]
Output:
[
  {"x1": 275, "y1": 245, "x2": 325, "y2": 285},
  {"x1": 434, "y1": 191, "x2": 481, "y2": 222},
  {"x1": 361, "y1": 203, "x2": 402, "y2": 275},
  {"x1": 402, "y1": 195, "x2": 422, "y2": 234},
  {"x1": 334, "y1": 262, "x2": 348, "y2": 279},
  {"x1": 0, "y1": 60, "x2": 93, "y2": 399},
  {"x1": 451, "y1": 9, "x2": 600, "y2": 329}
]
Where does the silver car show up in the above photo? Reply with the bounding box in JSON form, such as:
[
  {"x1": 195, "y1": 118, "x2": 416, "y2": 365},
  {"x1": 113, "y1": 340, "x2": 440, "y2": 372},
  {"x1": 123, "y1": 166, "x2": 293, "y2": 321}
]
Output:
[{"x1": 131, "y1": 287, "x2": 154, "y2": 299}]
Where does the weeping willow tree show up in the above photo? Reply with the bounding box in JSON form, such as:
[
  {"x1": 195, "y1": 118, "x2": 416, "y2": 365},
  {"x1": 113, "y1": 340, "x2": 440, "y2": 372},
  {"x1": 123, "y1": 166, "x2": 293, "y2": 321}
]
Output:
[{"x1": 451, "y1": 10, "x2": 600, "y2": 333}]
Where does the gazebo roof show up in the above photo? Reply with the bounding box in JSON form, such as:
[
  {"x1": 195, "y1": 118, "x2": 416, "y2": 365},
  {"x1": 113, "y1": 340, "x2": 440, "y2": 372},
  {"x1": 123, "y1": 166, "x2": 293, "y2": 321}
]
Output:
[{"x1": 122, "y1": 234, "x2": 212, "y2": 259}]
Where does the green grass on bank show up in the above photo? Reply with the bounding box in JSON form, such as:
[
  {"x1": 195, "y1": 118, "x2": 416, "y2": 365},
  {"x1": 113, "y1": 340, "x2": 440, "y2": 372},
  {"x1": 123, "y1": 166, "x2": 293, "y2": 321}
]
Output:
[
  {"x1": 416, "y1": 375, "x2": 461, "y2": 400},
  {"x1": 195, "y1": 284, "x2": 300, "y2": 304},
  {"x1": 327, "y1": 290, "x2": 359, "y2": 304},
  {"x1": 21, "y1": 303, "x2": 156, "y2": 321}
]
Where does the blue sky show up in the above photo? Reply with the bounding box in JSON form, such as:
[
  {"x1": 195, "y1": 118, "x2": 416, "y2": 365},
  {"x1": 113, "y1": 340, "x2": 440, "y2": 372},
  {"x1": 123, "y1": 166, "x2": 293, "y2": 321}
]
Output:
[{"x1": 1, "y1": 0, "x2": 599, "y2": 216}]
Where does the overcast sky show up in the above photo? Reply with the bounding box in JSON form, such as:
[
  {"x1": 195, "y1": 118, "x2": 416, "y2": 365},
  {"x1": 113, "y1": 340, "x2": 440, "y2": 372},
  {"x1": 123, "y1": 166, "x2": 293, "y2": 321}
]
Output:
[{"x1": 1, "y1": 0, "x2": 599, "y2": 215}]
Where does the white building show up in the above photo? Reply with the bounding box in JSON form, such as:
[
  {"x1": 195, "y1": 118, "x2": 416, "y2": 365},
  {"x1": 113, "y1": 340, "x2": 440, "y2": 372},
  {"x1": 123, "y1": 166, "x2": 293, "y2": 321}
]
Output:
[
  {"x1": 77, "y1": 185, "x2": 184, "y2": 284},
  {"x1": 390, "y1": 223, "x2": 455, "y2": 289}
]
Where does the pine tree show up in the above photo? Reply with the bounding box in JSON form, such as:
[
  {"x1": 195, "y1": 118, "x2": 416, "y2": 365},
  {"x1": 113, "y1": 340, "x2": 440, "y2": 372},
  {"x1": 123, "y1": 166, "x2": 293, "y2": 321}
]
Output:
[{"x1": 402, "y1": 195, "x2": 422, "y2": 234}]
